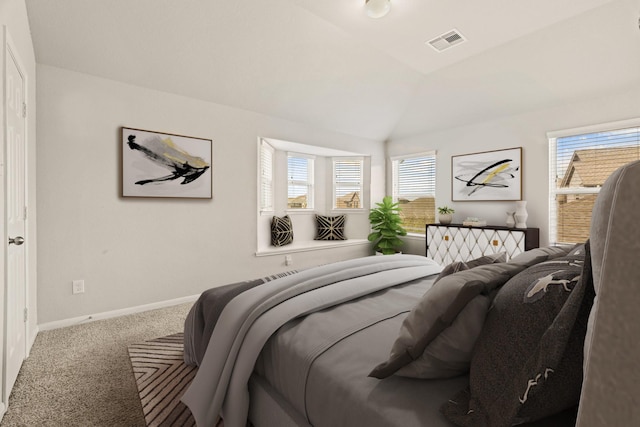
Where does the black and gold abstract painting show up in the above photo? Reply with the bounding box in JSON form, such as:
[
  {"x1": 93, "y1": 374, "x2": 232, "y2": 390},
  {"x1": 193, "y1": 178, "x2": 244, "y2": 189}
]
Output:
[
  {"x1": 451, "y1": 147, "x2": 522, "y2": 201},
  {"x1": 122, "y1": 127, "x2": 212, "y2": 198}
]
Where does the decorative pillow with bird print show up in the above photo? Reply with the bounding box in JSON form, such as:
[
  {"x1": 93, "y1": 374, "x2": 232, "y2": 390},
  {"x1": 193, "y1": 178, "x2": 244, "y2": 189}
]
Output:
[{"x1": 441, "y1": 243, "x2": 594, "y2": 427}]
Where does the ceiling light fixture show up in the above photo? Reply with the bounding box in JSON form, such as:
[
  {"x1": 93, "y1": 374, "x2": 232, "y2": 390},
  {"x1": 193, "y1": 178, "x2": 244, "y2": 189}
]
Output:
[{"x1": 365, "y1": 0, "x2": 391, "y2": 19}]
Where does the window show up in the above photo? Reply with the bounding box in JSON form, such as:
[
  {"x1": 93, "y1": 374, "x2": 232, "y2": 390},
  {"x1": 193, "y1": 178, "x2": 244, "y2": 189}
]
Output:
[
  {"x1": 333, "y1": 158, "x2": 363, "y2": 209},
  {"x1": 287, "y1": 153, "x2": 314, "y2": 209},
  {"x1": 391, "y1": 152, "x2": 436, "y2": 234},
  {"x1": 259, "y1": 140, "x2": 274, "y2": 211},
  {"x1": 549, "y1": 120, "x2": 640, "y2": 244}
]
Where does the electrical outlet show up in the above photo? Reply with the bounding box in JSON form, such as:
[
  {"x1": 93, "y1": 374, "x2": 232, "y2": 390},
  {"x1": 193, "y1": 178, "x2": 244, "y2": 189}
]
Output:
[
  {"x1": 72, "y1": 280, "x2": 85, "y2": 294},
  {"x1": 285, "y1": 255, "x2": 293, "y2": 266}
]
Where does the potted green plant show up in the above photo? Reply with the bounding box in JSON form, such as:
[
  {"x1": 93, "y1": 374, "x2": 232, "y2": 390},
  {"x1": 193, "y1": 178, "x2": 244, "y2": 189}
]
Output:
[
  {"x1": 368, "y1": 196, "x2": 407, "y2": 255},
  {"x1": 437, "y1": 206, "x2": 455, "y2": 225}
]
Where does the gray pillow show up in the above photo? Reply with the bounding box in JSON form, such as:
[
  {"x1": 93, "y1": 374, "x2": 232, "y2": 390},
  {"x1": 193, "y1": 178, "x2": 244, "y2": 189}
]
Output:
[
  {"x1": 441, "y1": 245, "x2": 594, "y2": 426},
  {"x1": 567, "y1": 243, "x2": 586, "y2": 256},
  {"x1": 394, "y1": 294, "x2": 491, "y2": 379},
  {"x1": 434, "y1": 252, "x2": 507, "y2": 283},
  {"x1": 369, "y1": 245, "x2": 575, "y2": 380},
  {"x1": 508, "y1": 245, "x2": 574, "y2": 265}
]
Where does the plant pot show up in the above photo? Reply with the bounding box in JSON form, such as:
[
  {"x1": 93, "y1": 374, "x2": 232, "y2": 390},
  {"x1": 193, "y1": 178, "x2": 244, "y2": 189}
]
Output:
[
  {"x1": 375, "y1": 250, "x2": 402, "y2": 256},
  {"x1": 439, "y1": 214, "x2": 453, "y2": 225}
]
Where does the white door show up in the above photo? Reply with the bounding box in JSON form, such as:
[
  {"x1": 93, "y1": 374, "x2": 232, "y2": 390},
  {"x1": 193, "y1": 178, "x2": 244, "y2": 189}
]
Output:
[{"x1": 4, "y1": 32, "x2": 27, "y2": 401}]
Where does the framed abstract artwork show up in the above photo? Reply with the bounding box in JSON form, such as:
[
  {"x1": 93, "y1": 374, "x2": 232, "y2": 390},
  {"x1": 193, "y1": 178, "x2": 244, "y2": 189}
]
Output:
[
  {"x1": 451, "y1": 147, "x2": 522, "y2": 201},
  {"x1": 122, "y1": 127, "x2": 213, "y2": 199}
]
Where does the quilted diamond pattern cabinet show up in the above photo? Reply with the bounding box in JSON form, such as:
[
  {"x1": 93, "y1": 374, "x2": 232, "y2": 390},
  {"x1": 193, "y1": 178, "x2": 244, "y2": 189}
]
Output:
[{"x1": 425, "y1": 224, "x2": 539, "y2": 265}]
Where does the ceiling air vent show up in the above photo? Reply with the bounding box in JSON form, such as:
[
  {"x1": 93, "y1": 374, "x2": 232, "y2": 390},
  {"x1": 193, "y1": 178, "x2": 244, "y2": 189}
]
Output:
[{"x1": 427, "y1": 29, "x2": 466, "y2": 52}]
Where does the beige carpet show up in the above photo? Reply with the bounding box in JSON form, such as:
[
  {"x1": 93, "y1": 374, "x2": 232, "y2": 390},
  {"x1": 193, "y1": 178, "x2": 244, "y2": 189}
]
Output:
[
  {"x1": 0, "y1": 302, "x2": 193, "y2": 427},
  {"x1": 128, "y1": 333, "x2": 196, "y2": 426}
]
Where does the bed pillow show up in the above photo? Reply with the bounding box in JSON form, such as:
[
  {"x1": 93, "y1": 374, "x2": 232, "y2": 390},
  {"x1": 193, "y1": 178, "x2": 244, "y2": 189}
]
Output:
[
  {"x1": 434, "y1": 252, "x2": 507, "y2": 283},
  {"x1": 567, "y1": 243, "x2": 586, "y2": 256},
  {"x1": 508, "y1": 244, "x2": 575, "y2": 265},
  {"x1": 394, "y1": 293, "x2": 491, "y2": 379},
  {"x1": 314, "y1": 214, "x2": 346, "y2": 241},
  {"x1": 369, "y1": 246, "x2": 574, "y2": 380},
  {"x1": 441, "y1": 243, "x2": 594, "y2": 426},
  {"x1": 271, "y1": 215, "x2": 293, "y2": 247}
]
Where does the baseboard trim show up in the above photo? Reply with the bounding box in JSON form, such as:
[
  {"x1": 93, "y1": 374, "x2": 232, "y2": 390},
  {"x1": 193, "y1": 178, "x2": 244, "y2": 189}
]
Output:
[{"x1": 37, "y1": 294, "x2": 200, "y2": 332}]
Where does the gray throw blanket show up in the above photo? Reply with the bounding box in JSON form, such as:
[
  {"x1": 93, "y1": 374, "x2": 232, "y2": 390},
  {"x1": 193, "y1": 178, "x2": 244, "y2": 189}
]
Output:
[{"x1": 183, "y1": 271, "x2": 298, "y2": 366}]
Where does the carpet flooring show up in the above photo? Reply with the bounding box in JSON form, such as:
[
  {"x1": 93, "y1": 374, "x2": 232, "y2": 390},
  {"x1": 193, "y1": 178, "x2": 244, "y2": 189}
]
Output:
[
  {"x1": 128, "y1": 333, "x2": 196, "y2": 427},
  {"x1": 0, "y1": 302, "x2": 193, "y2": 427}
]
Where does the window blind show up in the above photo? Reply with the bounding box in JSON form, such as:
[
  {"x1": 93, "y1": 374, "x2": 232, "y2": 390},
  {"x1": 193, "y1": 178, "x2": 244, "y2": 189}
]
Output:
[
  {"x1": 333, "y1": 158, "x2": 363, "y2": 209},
  {"x1": 392, "y1": 152, "x2": 437, "y2": 234},
  {"x1": 549, "y1": 124, "x2": 640, "y2": 243},
  {"x1": 287, "y1": 153, "x2": 314, "y2": 209},
  {"x1": 260, "y1": 140, "x2": 274, "y2": 211}
]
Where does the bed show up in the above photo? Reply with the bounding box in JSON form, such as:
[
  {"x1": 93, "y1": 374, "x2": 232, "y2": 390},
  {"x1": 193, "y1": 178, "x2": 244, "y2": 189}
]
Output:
[{"x1": 181, "y1": 159, "x2": 640, "y2": 427}]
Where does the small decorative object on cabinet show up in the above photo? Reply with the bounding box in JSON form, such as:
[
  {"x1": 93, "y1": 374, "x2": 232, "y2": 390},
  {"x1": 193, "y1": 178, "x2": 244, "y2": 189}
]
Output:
[
  {"x1": 506, "y1": 211, "x2": 516, "y2": 227},
  {"x1": 462, "y1": 217, "x2": 487, "y2": 227},
  {"x1": 515, "y1": 200, "x2": 528, "y2": 228},
  {"x1": 437, "y1": 206, "x2": 455, "y2": 225},
  {"x1": 425, "y1": 223, "x2": 539, "y2": 265}
]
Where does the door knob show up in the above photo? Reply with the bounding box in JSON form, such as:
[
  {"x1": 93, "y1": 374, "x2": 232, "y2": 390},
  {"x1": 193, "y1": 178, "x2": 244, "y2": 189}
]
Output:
[{"x1": 8, "y1": 236, "x2": 24, "y2": 246}]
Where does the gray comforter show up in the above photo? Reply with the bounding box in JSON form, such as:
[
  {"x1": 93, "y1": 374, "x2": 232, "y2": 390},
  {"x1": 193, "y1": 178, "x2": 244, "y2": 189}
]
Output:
[
  {"x1": 181, "y1": 255, "x2": 442, "y2": 427},
  {"x1": 255, "y1": 273, "x2": 467, "y2": 427}
]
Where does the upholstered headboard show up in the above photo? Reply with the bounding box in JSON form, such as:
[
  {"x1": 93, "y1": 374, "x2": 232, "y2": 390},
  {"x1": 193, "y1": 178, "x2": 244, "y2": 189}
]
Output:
[{"x1": 577, "y1": 160, "x2": 640, "y2": 426}]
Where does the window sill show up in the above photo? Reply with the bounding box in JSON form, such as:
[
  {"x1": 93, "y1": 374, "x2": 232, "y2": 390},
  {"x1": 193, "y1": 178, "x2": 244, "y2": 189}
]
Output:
[
  {"x1": 404, "y1": 233, "x2": 426, "y2": 240},
  {"x1": 331, "y1": 209, "x2": 367, "y2": 214},
  {"x1": 256, "y1": 238, "x2": 370, "y2": 257},
  {"x1": 285, "y1": 209, "x2": 318, "y2": 215}
]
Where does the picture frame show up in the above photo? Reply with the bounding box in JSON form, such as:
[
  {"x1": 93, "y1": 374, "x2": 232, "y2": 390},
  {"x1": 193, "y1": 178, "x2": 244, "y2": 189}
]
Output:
[
  {"x1": 451, "y1": 147, "x2": 522, "y2": 201},
  {"x1": 121, "y1": 127, "x2": 213, "y2": 199}
]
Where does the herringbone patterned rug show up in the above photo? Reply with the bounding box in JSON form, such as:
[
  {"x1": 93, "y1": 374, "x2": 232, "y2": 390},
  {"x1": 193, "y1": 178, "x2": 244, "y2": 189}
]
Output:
[{"x1": 128, "y1": 333, "x2": 197, "y2": 427}]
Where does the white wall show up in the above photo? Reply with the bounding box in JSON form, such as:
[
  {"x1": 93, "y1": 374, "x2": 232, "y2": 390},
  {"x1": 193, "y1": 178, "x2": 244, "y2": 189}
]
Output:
[
  {"x1": 0, "y1": 0, "x2": 38, "y2": 346},
  {"x1": 36, "y1": 65, "x2": 384, "y2": 324},
  {"x1": 389, "y1": 83, "x2": 640, "y2": 253}
]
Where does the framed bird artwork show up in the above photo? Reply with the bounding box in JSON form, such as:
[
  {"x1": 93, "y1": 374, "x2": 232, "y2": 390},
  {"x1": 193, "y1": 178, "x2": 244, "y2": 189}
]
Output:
[{"x1": 121, "y1": 127, "x2": 213, "y2": 199}]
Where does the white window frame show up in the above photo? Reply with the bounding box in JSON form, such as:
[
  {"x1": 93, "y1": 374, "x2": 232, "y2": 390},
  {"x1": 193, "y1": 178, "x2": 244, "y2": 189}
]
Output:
[
  {"x1": 332, "y1": 157, "x2": 364, "y2": 211},
  {"x1": 287, "y1": 152, "x2": 315, "y2": 210},
  {"x1": 259, "y1": 139, "x2": 274, "y2": 212},
  {"x1": 391, "y1": 151, "x2": 437, "y2": 235},
  {"x1": 547, "y1": 117, "x2": 640, "y2": 244}
]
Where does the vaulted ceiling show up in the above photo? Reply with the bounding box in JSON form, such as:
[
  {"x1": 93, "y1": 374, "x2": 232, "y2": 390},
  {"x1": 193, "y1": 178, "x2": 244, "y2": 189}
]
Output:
[{"x1": 25, "y1": 0, "x2": 640, "y2": 140}]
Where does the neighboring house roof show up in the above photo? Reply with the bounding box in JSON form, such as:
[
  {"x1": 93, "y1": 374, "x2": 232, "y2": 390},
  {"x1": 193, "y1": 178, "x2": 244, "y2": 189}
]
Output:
[
  {"x1": 560, "y1": 147, "x2": 639, "y2": 188},
  {"x1": 288, "y1": 195, "x2": 307, "y2": 207},
  {"x1": 336, "y1": 192, "x2": 360, "y2": 208}
]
